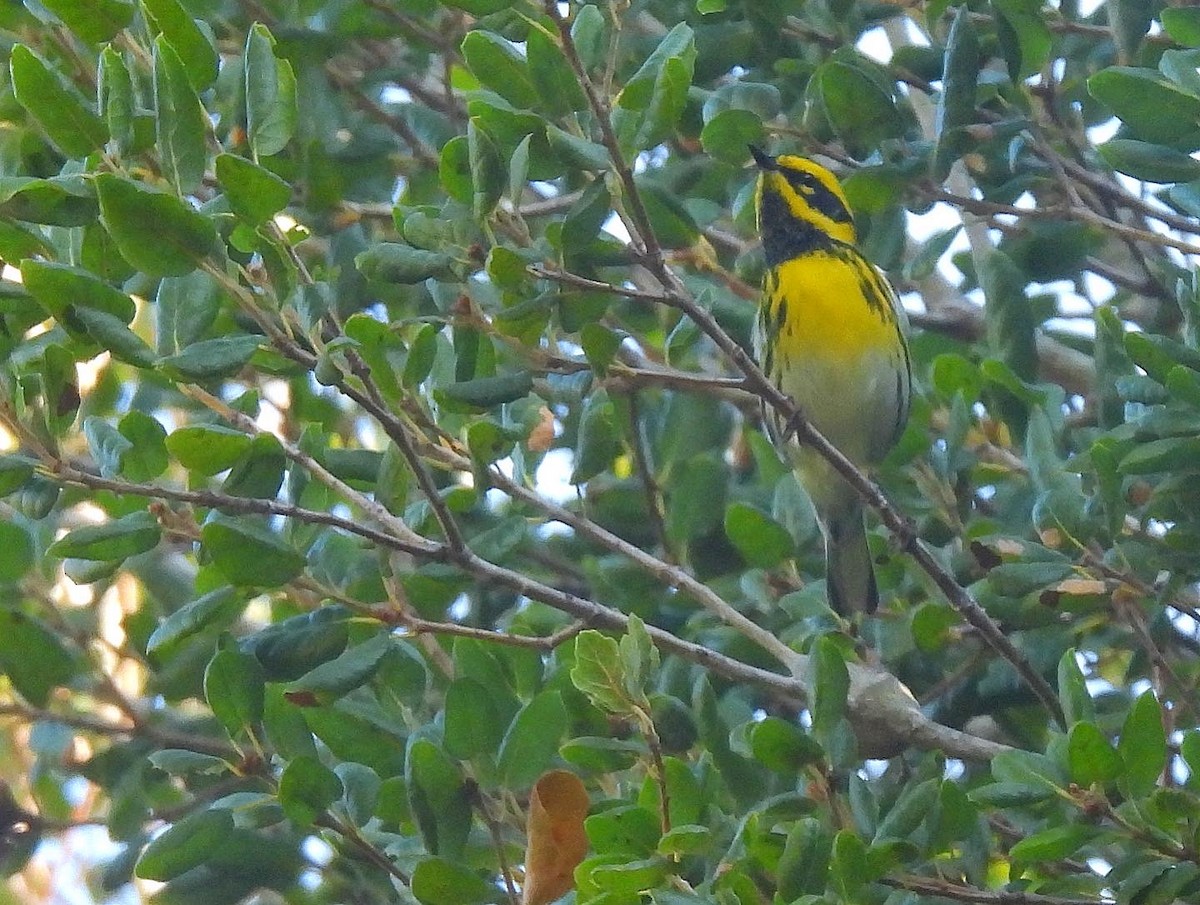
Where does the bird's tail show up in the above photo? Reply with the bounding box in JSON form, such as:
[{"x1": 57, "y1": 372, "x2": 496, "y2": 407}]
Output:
[{"x1": 824, "y1": 506, "x2": 878, "y2": 615}]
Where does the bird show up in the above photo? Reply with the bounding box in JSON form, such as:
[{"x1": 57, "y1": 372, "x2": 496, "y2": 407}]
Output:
[{"x1": 749, "y1": 146, "x2": 911, "y2": 615}]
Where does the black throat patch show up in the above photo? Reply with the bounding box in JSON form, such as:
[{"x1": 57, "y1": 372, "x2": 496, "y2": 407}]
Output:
[{"x1": 759, "y1": 190, "x2": 831, "y2": 266}]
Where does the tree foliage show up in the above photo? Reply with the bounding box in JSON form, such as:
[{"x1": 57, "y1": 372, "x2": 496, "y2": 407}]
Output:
[{"x1": 0, "y1": 0, "x2": 1199, "y2": 904}]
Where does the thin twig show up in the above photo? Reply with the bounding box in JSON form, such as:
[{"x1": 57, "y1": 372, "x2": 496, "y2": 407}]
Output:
[
  {"x1": 49, "y1": 464, "x2": 440, "y2": 559},
  {"x1": 882, "y1": 875, "x2": 1106, "y2": 905},
  {"x1": 0, "y1": 703, "x2": 232, "y2": 759}
]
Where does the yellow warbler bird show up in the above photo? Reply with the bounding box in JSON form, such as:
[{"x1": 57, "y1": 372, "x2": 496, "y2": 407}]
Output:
[{"x1": 750, "y1": 147, "x2": 911, "y2": 615}]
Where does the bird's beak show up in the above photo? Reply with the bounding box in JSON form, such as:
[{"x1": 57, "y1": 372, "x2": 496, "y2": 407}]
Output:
[{"x1": 748, "y1": 145, "x2": 776, "y2": 170}]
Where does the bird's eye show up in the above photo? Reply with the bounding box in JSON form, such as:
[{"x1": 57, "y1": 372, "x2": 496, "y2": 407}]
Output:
[{"x1": 784, "y1": 171, "x2": 816, "y2": 194}]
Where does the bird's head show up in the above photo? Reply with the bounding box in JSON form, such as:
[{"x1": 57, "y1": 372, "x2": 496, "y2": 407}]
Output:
[{"x1": 750, "y1": 146, "x2": 856, "y2": 251}]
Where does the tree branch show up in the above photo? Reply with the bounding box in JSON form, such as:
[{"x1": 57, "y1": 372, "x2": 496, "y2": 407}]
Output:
[{"x1": 882, "y1": 875, "x2": 1103, "y2": 905}]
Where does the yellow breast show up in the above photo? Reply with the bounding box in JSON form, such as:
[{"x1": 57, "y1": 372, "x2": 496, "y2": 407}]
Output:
[
  {"x1": 756, "y1": 245, "x2": 909, "y2": 473},
  {"x1": 764, "y1": 250, "x2": 899, "y2": 366}
]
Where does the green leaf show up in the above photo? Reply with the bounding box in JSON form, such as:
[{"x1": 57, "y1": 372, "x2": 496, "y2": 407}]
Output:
[
  {"x1": 0, "y1": 176, "x2": 97, "y2": 226},
  {"x1": 95, "y1": 174, "x2": 217, "y2": 277},
  {"x1": 139, "y1": 829, "x2": 299, "y2": 904},
  {"x1": 435, "y1": 371, "x2": 533, "y2": 412},
  {"x1": 903, "y1": 226, "x2": 960, "y2": 281},
  {"x1": 911, "y1": 601, "x2": 960, "y2": 652},
  {"x1": 777, "y1": 818, "x2": 832, "y2": 899},
  {"x1": 467, "y1": 118, "x2": 502, "y2": 219},
  {"x1": 1118, "y1": 436, "x2": 1200, "y2": 475},
  {"x1": 619, "y1": 615, "x2": 659, "y2": 703},
  {"x1": 810, "y1": 636, "x2": 850, "y2": 742},
  {"x1": 0, "y1": 456, "x2": 35, "y2": 498},
  {"x1": 665, "y1": 453, "x2": 727, "y2": 542},
  {"x1": 48, "y1": 510, "x2": 160, "y2": 561},
  {"x1": 560, "y1": 736, "x2": 641, "y2": 772},
  {"x1": 73, "y1": 307, "x2": 157, "y2": 368},
  {"x1": 934, "y1": 6, "x2": 980, "y2": 178},
  {"x1": 1009, "y1": 824, "x2": 1094, "y2": 867},
  {"x1": 442, "y1": 0, "x2": 510, "y2": 12},
  {"x1": 20, "y1": 259, "x2": 136, "y2": 325},
  {"x1": 158, "y1": 335, "x2": 262, "y2": 381},
  {"x1": 40, "y1": 0, "x2": 133, "y2": 43},
  {"x1": 279, "y1": 755, "x2": 343, "y2": 826},
  {"x1": 9, "y1": 45, "x2": 107, "y2": 158},
  {"x1": 1163, "y1": 7, "x2": 1200, "y2": 46},
  {"x1": 986, "y1": 559, "x2": 1073, "y2": 597},
  {"x1": 508, "y1": 133, "x2": 531, "y2": 201},
  {"x1": 992, "y1": 0, "x2": 1052, "y2": 80},
  {"x1": 154, "y1": 37, "x2": 208, "y2": 194},
  {"x1": 628, "y1": 51, "x2": 694, "y2": 151},
  {"x1": 700, "y1": 109, "x2": 762, "y2": 163},
  {"x1": 0, "y1": 610, "x2": 75, "y2": 705},
  {"x1": 148, "y1": 749, "x2": 231, "y2": 776},
  {"x1": 285, "y1": 633, "x2": 392, "y2": 704},
  {"x1": 484, "y1": 245, "x2": 527, "y2": 291},
  {"x1": 142, "y1": 0, "x2": 219, "y2": 89},
  {"x1": 749, "y1": 717, "x2": 825, "y2": 771},
  {"x1": 586, "y1": 805, "x2": 659, "y2": 856},
  {"x1": 1068, "y1": 722, "x2": 1121, "y2": 787},
  {"x1": 201, "y1": 516, "x2": 307, "y2": 587},
  {"x1": 85, "y1": 417, "x2": 132, "y2": 479},
  {"x1": 406, "y1": 739, "x2": 472, "y2": 860},
  {"x1": 1118, "y1": 691, "x2": 1166, "y2": 797},
  {"x1": 561, "y1": 179, "x2": 611, "y2": 253},
  {"x1": 830, "y1": 830, "x2": 871, "y2": 898},
  {"x1": 815, "y1": 60, "x2": 905, "y2": 158},
  {"x1": 527, "y1": 25, "x2": 587, "y2": 116},
  {"x1": 215, "y1": 154, "x2": 292, "y2": 224},
  {"x1": 1124, "y1": 331, "x2": 1200, "y2": 381},
  {"x1": 402, "y1": 324, "x2": 440, "y2": 389},
  {"x1": 1057, "y1": 648, "x2": 1094, "y2": 726},
  {"x1": 572, "y1": 630, "x2": 631, "y2": 715},
  {"x1": 589, "y1": 858, "x2": 670, "y2": 895},
  {"x1": 546, "y1": 126, "x2": 610, "y2": 171},
  {"x1": 166, "y1": 425, "x2": 252, "y2": 475},
  {"x1": 979, "y1": 250, "x2": 1037, "y2": 383},
  {"x1": 1088, "y1": 67, "x2": 1200, "y2": 152},
  {"x1": 147, "y1": 587, "x2": 244, "y2": 661},
  {"x1": 571, "y1": 5, "x2": 607, "y2": 71},
  {"x1": 497, "y1": 691, "x2": 568, "y2": 789},
  {"x1": 0, "y1": 522, "x2": 33, "y2": 583},
  {"x1": 1098, "y1": 139, "x2": 1200, "y2": 183},
  {"x1": 0, "y1": 218, "x2": 50, "y2": 261},
  {"x1": 136, "y1": 809, "x2": 236, "y2": 881},
  {"x1": 1109, "y1": 0, "x2": 1156, "y2": 62},
  {"x1": 98, "y1": 46, "x2": 135, "y2": 155},
  {"x1": 580, "y1": 323, "x2": 622, "y2": 375},
  {"x1": 724, "y1": 502, "x2": 794, "y2": 568},
  {"x1": 411, "y1": 858, "x2": 496, "y2": 905},
  {"x1": 439, "y1": 136, "x2": 472, "y2": 205},
  {"x1": 619, "y1": 23, "x2": 695, "y2": 111},
  {"x1": 356, "y1": 243, "x2": 455, "y2": 284},
  {"x1": 460, "y1": 31, "x2": 538, "y2": 110},
  {"x1": 222, "y1": 433, "x2": 286, "y2": 499},
  {"x1": 244, "y1": 607, "x2": 351, "y2": 682},
  {"x1": 637, "y1": 178, "x2": 699, "y2": 248},
  {"x1": 658, "y1": 824, "x2": 710, "y2": 857},
  {"x1": 204, "y1": 645, "x2": 266, "y2": 738},
  {"x1": 444, "y1": 677, "x2": 507, "y2": 759},
  {"x1": 875, "y1": 777, "x2": 939, "y2": 842},
  {"x1": 156, "y1": 270, "x2": 223, "y2": 355},
  {"x1": 244, "y1": 24, "x2": 297, "y2": 158}
]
